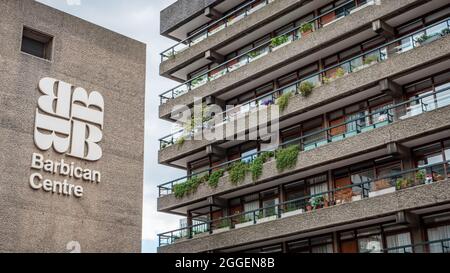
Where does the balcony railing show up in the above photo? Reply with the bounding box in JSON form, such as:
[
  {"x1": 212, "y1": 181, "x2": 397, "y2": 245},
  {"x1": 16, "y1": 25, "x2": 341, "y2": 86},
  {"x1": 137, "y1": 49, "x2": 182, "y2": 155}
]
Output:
[
  {"x1": 159, "y1": 0, "x2": 377, "y2": 105},
  {"x1": 161, "y1": 0, "x2": 276, "y2": 62},
  {"x1": 158, "y1": 161, "x2": 450, "y2": 247},
  {"x1": 158, "y1": 84, "x2": 450, "y2": 197},
  {"x1": 365, "y1": 238, "x2": 450, "y2": 253},
  {"x1": 158, "y1": 17, "x2": 450, "y2": 149}
]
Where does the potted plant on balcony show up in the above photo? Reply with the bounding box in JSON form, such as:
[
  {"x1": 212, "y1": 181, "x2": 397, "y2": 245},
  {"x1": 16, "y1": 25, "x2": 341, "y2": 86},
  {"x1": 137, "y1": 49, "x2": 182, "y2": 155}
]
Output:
[
  {"x1": 361, "y1": 55, "x2": 379, "y2": 70},
  {"x1": 213, "y1": 219, "x2": 231, "y2": 234},
  {"x1": 298, "y1": 81, "x2": 315, "y2": 97},
  {"x1": 276, "y1": 91, "x2": 293, "y2": 112},
  {"x1": 235, "y1": 214, "x2": 254, "y2": 229},
  {"x1": 249, "y1": 49, "x2": 265, "y2": 62},
  {"x1": 270, "y1": 35, "x2": 290, "y2": 51},
  {"x1": 335, "y1": 67, "x2": 346, "y2": 78},
  {"x1": 300, "y1": 22, "x2": 313, "y2": 36},
  {"x1": 281, "y1": 203, "x2": 305, "y2": 218},
  {"x1": 306, "y1": 201, "x2": 313, "y2": 212},
  {"x1": 309, "y1": 196, "x2": 325, "y2": 210},
  {"x1": 415, "y1": 170, "x2": 426, "y2": 185},
  {"x1": 256, "y1": 208, "x2": 278, "y2": 224},
  {"x1": 442, "y1": 28, "x2": 450, "y2": 36}
]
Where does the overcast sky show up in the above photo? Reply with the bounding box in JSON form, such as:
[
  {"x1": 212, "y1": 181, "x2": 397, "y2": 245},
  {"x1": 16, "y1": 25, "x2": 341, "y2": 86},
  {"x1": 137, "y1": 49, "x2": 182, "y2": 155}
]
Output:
[{"x1": 35, "y1": 0, "x2": 184, "y2": 253}]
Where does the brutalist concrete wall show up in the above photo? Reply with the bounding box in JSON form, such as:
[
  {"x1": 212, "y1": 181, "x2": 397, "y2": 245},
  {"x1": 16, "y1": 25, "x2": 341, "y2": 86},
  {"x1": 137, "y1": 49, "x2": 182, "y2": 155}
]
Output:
[
  {"x1": 0, "y1": 0, "x2": 146, "y2": 252},
  {"x1": 159, "y1": 180, "x2": 450, "y2": 253},
  {"x1": 158, "y1": 104, "x2": 450, "y2": 211},
  {"x1": 160, "y1": 0, "x2": 222, "y2": 37},
  {"x1": 159, "y1": 0, "x2": 424, "y2": 119},
  {"x1": 160, "y1": 0, "x2": 307, "y2": 76},
  {"x1": 157, "y1": 35, "x2": 450, "y2": 165}
]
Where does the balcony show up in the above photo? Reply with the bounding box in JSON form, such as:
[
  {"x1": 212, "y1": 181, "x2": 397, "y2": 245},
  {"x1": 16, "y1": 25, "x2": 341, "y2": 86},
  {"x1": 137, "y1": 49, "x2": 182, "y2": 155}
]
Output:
[
  {"x1": 157, "y1": 86, "x2": 450, "y2": 217},
  {"x1": 158, "y1": 0, "x2": 438, "y2": 120},
  {"x1": 157, "y1": 171, "x2": 450, "y2": 252},
  {"x1": 158, "y1": 20, "x2": 450, "y2": 167},
  {"x1": 159, "y1": 0, "x2": 380, "y2": 104},
  {"x1": 161, "y1": 0, "x2": 276, "y2": 62}
]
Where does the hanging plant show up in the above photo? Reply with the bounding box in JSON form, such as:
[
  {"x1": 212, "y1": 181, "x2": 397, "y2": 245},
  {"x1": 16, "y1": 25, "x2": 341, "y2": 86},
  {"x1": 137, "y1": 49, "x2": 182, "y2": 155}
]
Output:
[
  {"x1": 275, "y1": 145, "x2": 300, "y2": 172},
  {"x1": 173, "y1": 175, "x2": 209, "y2": 198},
  {"x1": 208, "y1": 169, "x2": 224, "y2": 188},
  {"x1": 229, "y1": 161, "x2": 249, "y2": 185},
  {"x1": 249, "y1": 151, "x2": 275, "y2": 181},
  {"x1": 276, "y1": 92, "x2": 293, "y2": 112}
]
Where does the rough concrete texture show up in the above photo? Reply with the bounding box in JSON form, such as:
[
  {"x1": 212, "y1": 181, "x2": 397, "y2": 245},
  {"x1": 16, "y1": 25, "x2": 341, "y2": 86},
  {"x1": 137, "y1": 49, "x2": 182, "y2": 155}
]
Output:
[
  {"x1": 0, "y1": 0, "x2": 146, "y2": 252},
  {"x1": 159, "y1": 0, "x2": 424, "y2": 118},
  {"x1": 158, "y1": 180, "x2": 450, "y2": 253},
  {"x1": 158, "y1": 104, "x2": 450, "y2": 211},
  {"x1": 160, "y1": 0, "x2": 307, "y2": 75},
  {"x1": 158, "y1": 35, "x2": 450, "y2": 165},
  {"x1": 160, "y1": 0, "x2": 221, "y2": 36}
]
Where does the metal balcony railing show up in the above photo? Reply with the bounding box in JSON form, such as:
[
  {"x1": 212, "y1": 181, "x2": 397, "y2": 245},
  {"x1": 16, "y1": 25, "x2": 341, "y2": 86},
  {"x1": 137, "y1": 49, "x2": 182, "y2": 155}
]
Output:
[
  {"x1": 159, "y1": 0, "x2": 378, "y2": 105},
  {"x1": 157, "y1": 84, "x2": 450, "y2": 197},
  {"x1": 158, "y1": 161, "x2": 450, "y2": 247},
  {"x1": 158, "y1": 17, "x2": 450, "y2": 149},
  {"x1": 161, "y1": 0, "x2": 276, "y2": 62}
]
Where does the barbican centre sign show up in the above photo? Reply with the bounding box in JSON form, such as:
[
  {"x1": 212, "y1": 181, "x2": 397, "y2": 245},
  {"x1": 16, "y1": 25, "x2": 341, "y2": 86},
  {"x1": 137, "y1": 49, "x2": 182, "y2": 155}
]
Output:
[{"x1": 30, "y1": 77, "x2": 104, "y2": 198}]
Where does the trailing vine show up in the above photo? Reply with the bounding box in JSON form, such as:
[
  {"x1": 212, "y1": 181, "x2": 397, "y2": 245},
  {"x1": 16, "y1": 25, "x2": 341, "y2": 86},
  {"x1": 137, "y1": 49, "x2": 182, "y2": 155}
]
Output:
[
  {"x1": 276, "y1": 92, "x2": 293, "y2": 112},
  {"x1": 249, "y1": 151, "x2": 275, "y2": 181},
  {"x1": 208, "y1": 169, "x2": 224, "y2": 188},
  {"x1": 173, "y1": 175, "x2": 208, "y2": 198},
  {"x1": 275, "y1": 145, "x2": 300, "y2": 172},
  {"x1": 229, "y1": 161, "x2": 249, "y2": 185}
]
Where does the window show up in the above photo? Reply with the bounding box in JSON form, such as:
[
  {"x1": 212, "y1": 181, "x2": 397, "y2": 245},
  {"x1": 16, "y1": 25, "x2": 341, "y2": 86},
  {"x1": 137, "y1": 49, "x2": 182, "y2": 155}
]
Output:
[
  {"x1": 427, "y1": 225, "x2": 450, "y2": 253},
  {"x1": 21, "y1": 27, "x2": 53, "y2": 60},
  {"x1": 386, "y1": 233, "x2": 412, "y2": 253}
]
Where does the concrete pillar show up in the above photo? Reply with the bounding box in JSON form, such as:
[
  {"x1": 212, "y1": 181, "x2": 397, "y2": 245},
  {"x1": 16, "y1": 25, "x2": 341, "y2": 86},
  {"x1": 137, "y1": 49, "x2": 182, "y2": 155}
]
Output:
[
  {"x1": 372, "y1": 20, "x2": 395, "y2": 39},
  {"x1": 205, "y1": 7, "x2": 223, "y2": 20},
  {"x1": 205, "y1": 49, "x2": 224, "y2": 63}
]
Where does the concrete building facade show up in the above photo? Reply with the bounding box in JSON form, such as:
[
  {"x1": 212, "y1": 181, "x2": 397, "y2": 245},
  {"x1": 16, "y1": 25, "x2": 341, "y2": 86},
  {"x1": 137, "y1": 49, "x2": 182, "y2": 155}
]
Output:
[
  {"x1": 0, "y1": 0, "x2": 146, "y2": 253},
  {"x1": 157, "y1": 0, "x2": 450, "y2": 253}
]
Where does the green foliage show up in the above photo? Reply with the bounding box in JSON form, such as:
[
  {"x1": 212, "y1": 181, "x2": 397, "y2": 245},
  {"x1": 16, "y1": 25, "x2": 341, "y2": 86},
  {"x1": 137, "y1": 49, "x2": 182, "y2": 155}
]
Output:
[
  {"x1": 173, "y1": 175, "x2": 208, "y2": 199},
  {"x1": 416, "y1": 170, "x2": 426, "y2": 181},
  {"x1": 335, "y1": 67, "x2": 346, "y2": 78},
  {"x1": 276, "y1": 92, "x2": 293, "y2": 112},
  {"x1": 208, "y1": 169, "x2": 224, "y2": 188},
  {"x1": 217, "y1": 219, "x2": 231, "y2": 229},
  {"x1": 249, "y1": 152, "x2": 275, "y2": 181},
  {"x1": 300, "y1": 22, "x2": 313, "y2": 33},
  {"x1": 396, "y1": 178, "x2": 413, "y2": 190},
  {"x1": 442, "y1": 28, "x2": 450, "y2": 36},
  {"x1": 363, "y1": 55, "x2": 379, "y2": 65},
  {"x1": 298, "y1": 81, "x2": 315, "y2": 97},
  {"x1": 176, "y1": 136, "x2": 185, "y2": 148},
  {"x1": 309, "y1": 196, "x2": 325, "y2": 209},
  {"x1": 275, "y1": 145, "x2": 300, "y2": 172},
  {"x1": 415, "y1": 34, "x2": 430, "y2": 44},
  {"x1": 229, "y1": 161, "x2": 249, "y2": 185},
  {"x1": 249, "y1": 50, "x2": 261, "y2": 58},
  {"x1": 271, "y1": 35, "x2": 289, "y2": 47}
]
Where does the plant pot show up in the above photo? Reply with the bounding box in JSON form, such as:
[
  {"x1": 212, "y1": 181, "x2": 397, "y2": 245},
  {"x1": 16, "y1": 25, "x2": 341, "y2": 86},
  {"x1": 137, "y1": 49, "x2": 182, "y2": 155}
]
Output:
[
  {"x1": 235, "y1": 221, "x2": 254, "y2": 229},
  {"x1": 306, "y1": 205, "x2": 313, "y2": 212},
  {"x1": 256, "y1": 215, "x2": 278, "y2": 224},
  {"x1": 281, "y1": 209, "x2": 305, "y2": 218},
  {"x1": 368, "y1": 187, "x2": 396, "y2": 198}
]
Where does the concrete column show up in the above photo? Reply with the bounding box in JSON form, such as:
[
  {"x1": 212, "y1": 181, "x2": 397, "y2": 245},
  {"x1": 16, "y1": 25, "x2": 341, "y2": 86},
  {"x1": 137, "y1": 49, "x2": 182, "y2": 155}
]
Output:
[
  {"x1": 205, "y1": 7, "x2": 223, "y2": 20},
  {"x1": 372, "y1": 20, "x2": 395, "y2": 39},
  {"x1": 205, "y1": 49, "x2": 224, "y2": 63}
]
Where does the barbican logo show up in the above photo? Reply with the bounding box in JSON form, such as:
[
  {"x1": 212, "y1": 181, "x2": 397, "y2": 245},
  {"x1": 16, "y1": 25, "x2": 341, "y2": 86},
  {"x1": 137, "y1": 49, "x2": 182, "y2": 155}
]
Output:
[{"x1": 34, "y1": 77, "x2": 104, "y2": 161}]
